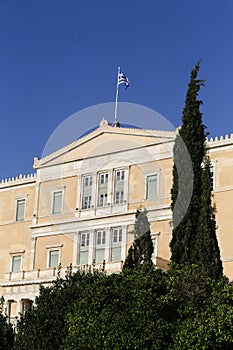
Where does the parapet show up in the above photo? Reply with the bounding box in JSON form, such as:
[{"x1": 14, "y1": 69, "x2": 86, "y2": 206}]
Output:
[
  {"x1": 208, "y1": 133, "x2": 233, "y2": 148},
  {"x1": 0, "y1": 173, "x2": 36, "y2": 188}
]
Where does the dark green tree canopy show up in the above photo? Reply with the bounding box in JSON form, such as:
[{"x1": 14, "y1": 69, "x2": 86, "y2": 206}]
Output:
[
  {"x1": 123, "y1": 208, "x2": 153, "y2": 270},
  {"x1": 14, "y1": 264, "x2": 233, "y2": 350},
  {"x1": 170, "y1": 62, "x2": 222, "y2": 279},
  {"x1": 0, "y1": 298, "x2": 14, "y2": 350}
]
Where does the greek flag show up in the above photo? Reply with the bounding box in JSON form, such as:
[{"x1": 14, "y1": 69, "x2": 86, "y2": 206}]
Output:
[{"x1": 118, "y1": 71, "x2": 130, "y2": 88}]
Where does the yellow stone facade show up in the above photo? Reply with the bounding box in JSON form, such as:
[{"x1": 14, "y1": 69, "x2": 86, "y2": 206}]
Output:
[{"x1": 0, "y1": 120, "x2": 233, "y2": 322}]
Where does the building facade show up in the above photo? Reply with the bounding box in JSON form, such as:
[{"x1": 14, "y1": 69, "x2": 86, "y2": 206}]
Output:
[{"x1": 0, "y1": 119, "x2": 233, "y2": 323}]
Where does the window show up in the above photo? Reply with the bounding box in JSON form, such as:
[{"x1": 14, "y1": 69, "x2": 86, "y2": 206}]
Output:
[
  {"x1": 98, "y1": 173, "x2": 108, "y2": 207},
  {"x1": 52, "y1": 191, "x2": 63, "y2": 214},
  {"x1": 48, "y1": 250, "x2": 60, "y2": 268},
  {"x1": 210, "y1": 164, "x2": 214, "y2": 191},
  {"x1": 11, "y1": 255, "x2": 22, "y2": 272},
  {"x1": 16, "y1": 199, "x2": 26, "y2": 221},
  {"x1": 113, "y1": 228, "x2": 122, "y2": 243},
  {"x1": 95, "y1": 230, "x2": 106, "y2": 263},
  {"x1": 152, "y1": 237, "x2": 157, "y2": 257},
  {"x1": 114, "y1": 170, "x2": 125, "y2": 204},
  {"x1": 116, "y1": 170, "x2": 125, "y2": 181},
  {"x1": 81, "y1": 232, "x2": 90, "y2": 247},
  {"x1": 97, "y1": 230, "x2": 106, "y2": 245},
  {"x1": 82, "y1": 175, "x2": 93, "y2": 209},
  {"x1": 202, "y1": 162, "x2": 215, "y2": 191},
  {"x1": 83, "y1": 196, "x2": 92, "y2": 209},
  {"x1": 100, "y1": 173, "x2": 108, "y2": 184},
  {"x1": 115, "y1": 191, "x2": 124, "y2": 204},
  {"x1": 98, "y1": 193, "x2": 108, "y2": 207},
  {"x1": 79, "y1": 232, "x2": 90, "y2": 265},
  {"x1": 146, "y1": 174, "x2": 158, "y2": 200},
  {"x1": 84, "y1": 176, "x2": 93, "y2": 187},
  {"x1": 111, "y1": 228, "x2": 122, "y2": 261}
]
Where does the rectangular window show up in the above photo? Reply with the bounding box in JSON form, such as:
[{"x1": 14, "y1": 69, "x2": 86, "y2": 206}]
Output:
[
  {"x1": 16, "y1": 199, "x2": 26, "y2": 221},
  {"x1": 210, "y1": 164, "x2": 214, "y2": 191},
  {"x1": 52, "y1": 191, "x2": 63, "y2": 214},
  {"x1": 82, "y1": 175, "x2": 93, "y2": 209},
  {"x1": 98, "y1": 173, "x2": 108, "y2": 207},
  {"x1": 111, "y1": 228, "x2": 122, "y2": 261},
  {"x1": 113, "y1": 228, "x2": 122, "y2": 243},
  {"x1": 98, "y1": 193, "x2": 108, "y2": 207},
  {"x1": 11, "y1": 255, "x2": 22, "y2": 272},
  {"x1": 116, "y1": 170, "x2": 125, "y2": 181},
  {"x1": 97, "y1": 230, "x2": 106, "y2": 245},
  {"x1": 83, "y1": 196, "x2": 92, "y2": 209},
  {"x1": 152, "y1": 238, "x2": 157, "y2": 257},
  {"x1": 48, "y1": 250, "x2": 59, "y2": 268},
  {"x1": 100, "y1": 173, "x2": 108, "y2": 184},
  {"x1": 95, "y1": 230, "x2": 106, "y2": 263},
  {"x1": 114, "y1": 170, "x2": 125, "y2": 204},
  {"x1": 81, "y1": 232, "x2": 90, "y2": 247},
  {"x1": 79, "y1": 232, "x2": 90, "y2": 265},
  {"x1": 115, "y1": 191, "x2": 124, "y2": 204},
  {"x1": 146, "y1": 174, "x2": 158, "y2": 200}
]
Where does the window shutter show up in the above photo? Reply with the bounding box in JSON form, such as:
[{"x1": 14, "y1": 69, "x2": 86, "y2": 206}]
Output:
[
  {"x1": 16, "y1": 199, "x2": 25, "y2": 221},
  {"x1": 146, "y1": 175, "x2": 158, "y2": 200},
  {"x1": 53, "y1": 191, "x2": 63, "y2": 214},
  {"x1": 49, "y1": 250, "x2": 59, "y2": 268},
  {"x1": 12, "y1": 256, "x2": 22, "y2": 272}
]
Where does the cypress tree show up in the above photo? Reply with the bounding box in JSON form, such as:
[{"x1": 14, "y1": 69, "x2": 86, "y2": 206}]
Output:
[
  {"x1": 123, "y1": 209, "x2": 153, "y2": 270},
  {"x1": 195, "y1": 155, "x2": 223, "y2": 278},
  {"x1": 170, "y1": 62, "x2": 222, "y2": 278}
]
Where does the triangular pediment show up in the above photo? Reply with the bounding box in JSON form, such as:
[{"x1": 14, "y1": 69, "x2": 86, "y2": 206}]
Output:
[{"x1": 34, "y1": 123, "x2": 176, "y2": 169}]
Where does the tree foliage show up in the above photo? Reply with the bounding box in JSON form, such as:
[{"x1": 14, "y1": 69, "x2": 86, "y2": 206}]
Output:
[
  {"x1": 195, "y1": 155, "x2": 223, "y2": 279},
  {"x1": 123, "y1": 209, "x2": 153, "y2": 270},
  {"x1": 170, "y1": 62, "x2": 222, "y2": 278},
  {"x1": 14, "y1": 267, "x2": 101, "y2": 350},
  {"x1": 14, "y1": 263, "x2": 233, "y2": 349},
  {"x1": 0, "y1": 298, "x2": 14, "y2": 350},
  {"x1": 64, "y1": 265, "x2": 174, "y2": 350},
  {"x1": 168, "y1": 267, "x2": 233, "y2": 349}
]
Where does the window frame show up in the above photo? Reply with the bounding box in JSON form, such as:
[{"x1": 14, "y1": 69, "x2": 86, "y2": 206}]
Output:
[
  {"x1": 146, "y1": 173, "x2": 159, "y2": 201},
  {"x1": 11, "y1": 254, "x2": 22, "y2": 273},
  {"x1": 114, "y1": 169, "x2": 126, "y2": 205},
  {"x1": 47, "y1": 249, "x2": 60, "y2": 268},
  {"x1": 96, "y1": 230, "x2": 106, "y2": 246},
  {"x1": 79, "y1": 231, "x2": 90, "y2": 265},
  {"x1": 51, "y1": 189, "x2": 64, "y2": 214},
  {"x1": 210, "y1": 162, "x2": 215, "y2": 192},
  {"x1": 82, "y1": 175, "x2": 93, "y2": 209},
  {"x1": 110, "y1": 227, "x2": 123, "y2": 261},
  {"x1": 46, "y1": 244, "x2": 63, "y2": 268},
  {"x1": 15, "y1": 197, "x2": 26, "y2": 222},
  {"x1": 97, "y1": 172, "x2": 109, "y2": 207},
  {"x1": 81, "y1": 232, "x2": 90, "y2": 247},
  {"x1": 95, "y1": 230, "x2": 106, "y2": 263}
]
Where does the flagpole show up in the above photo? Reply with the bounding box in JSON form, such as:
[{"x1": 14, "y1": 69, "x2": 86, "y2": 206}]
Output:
[{"x1": 114, "y1": 66, "x2": 120, "y2": 126}]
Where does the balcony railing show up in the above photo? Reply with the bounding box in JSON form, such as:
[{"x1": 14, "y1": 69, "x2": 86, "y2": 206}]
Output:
[{"x1": 3, "y1": 261, "x2": 123, "y2": 285}]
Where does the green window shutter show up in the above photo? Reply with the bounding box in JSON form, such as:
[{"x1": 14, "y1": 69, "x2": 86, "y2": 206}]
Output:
[
  {"x1": 12, "y1": 255, "x2": 22, "y2": 272},
  {"x1": 49, "y1": 250, "x2": 59, "y2": 268},
  {"x1": 52, "y1": 191, "x2": 63, "y2": 214},
  {"x1": 16, "y1": 199, "x2": 25, "y2": 221},
  {"x1": 146, "y1": 175, "x2": 158, "y2": 200}
]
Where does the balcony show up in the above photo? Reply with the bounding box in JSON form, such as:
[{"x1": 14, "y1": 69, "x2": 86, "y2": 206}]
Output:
[{"x1": 2, "y1": 260, "x2": 124, "y2": 287}]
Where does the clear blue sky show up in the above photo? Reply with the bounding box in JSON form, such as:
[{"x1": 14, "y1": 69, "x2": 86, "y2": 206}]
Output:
[{"x1": 1, "y1": 0, "x2": 233, "y2": 179}]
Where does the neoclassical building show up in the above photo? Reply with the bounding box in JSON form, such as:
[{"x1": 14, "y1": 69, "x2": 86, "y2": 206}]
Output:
[{"x1": 0, "y1": 118, "x2": 233, "y2": 323}]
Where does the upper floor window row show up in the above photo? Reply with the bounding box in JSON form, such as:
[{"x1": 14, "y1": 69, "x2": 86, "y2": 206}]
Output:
[
  {"x1": 82, "y1": 169, "x2": 127, "y2": 210},
  {"x1": 50, "y1": 169, "x2": 160, "y2": 215}
]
